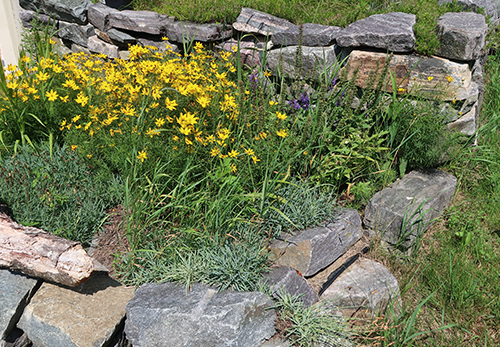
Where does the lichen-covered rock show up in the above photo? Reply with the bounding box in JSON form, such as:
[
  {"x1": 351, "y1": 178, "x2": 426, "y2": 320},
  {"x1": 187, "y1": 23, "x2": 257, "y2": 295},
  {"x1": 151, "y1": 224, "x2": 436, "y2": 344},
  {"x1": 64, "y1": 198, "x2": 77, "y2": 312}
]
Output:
[
  {"x1": 18, "y1": 274, "x2": 134, "y2": 347},
  {"x1": 336, "y1": 12, "x2": 416, "y2": 52},
  {"x1": 364, "y1": 169, "x2": 457, "y2": 250},
  {"x1": 436, "y1": 12, "x2": 487, "y2": 61},
  {"x1": 269, "y1": 209, "x2": 363, "y2": 277},
  {"x1": 125, "y1": 282, "x2": 275, "y2": 347},
  {"x1": 320, "y1": 258, "x2": 401, "y2": 318}
]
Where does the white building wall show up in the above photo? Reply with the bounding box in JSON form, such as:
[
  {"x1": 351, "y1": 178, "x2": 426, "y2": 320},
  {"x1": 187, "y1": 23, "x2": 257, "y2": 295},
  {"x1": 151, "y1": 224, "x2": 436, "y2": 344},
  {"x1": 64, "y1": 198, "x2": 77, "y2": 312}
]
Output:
[{"x1": 0, "y1": 0, "x2": 22, "y2": 68}]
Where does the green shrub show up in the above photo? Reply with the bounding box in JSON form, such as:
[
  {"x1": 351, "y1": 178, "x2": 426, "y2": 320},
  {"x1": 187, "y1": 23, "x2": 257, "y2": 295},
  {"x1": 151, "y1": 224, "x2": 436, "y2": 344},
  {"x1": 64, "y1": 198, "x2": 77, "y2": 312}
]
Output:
[{"x1": 0, "y1": 143, "x2": 122, "y2": 244}]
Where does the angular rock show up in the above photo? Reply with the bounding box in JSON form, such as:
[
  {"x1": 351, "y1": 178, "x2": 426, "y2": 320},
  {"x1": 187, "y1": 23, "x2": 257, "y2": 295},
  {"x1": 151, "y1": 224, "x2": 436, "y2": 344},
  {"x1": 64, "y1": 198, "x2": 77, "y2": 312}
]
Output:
[
  {"x1": 18, "y1": 274, "x2": 134, "y2": 347},
  {"x1": 88, "y1": 35, "x2": 119, "y2": 58},
  {"x1": 107, "y1": 10, "x2": 172, "y2": 35},
  {"x1": 0, "y1": 270, "x2": 40, "y2": 339},
  {"x1": 336, "y1": 12, "x2": 416, "y2": 52},
  {"x1": 19, "y1": 0, "x2": 92, "y2": 25},
  {"x1": 439, "y1": 0, "x2": 498, "y2": 22},
  {"x1": 137, "y1": 38, "x2": 179, "y2": 53},
  {"x1": 269, "y1": 209, "x2": 363, "y2": 277},
  {"x1": 88, "y1": 3, "x2": 119, "y2": 31},
  {"x1": 221, "y1": 39, "x2": 262, "y2": 68},
  {"x1": 436, "y1": 12, "x2": 487, "y2": 61},
  {"x1": 272, "y1": 23, "x2": 342, "y2": 47},
  {"x1": 320, "y1": 258, "x2": 401, "y2": 318},
  {"x1": 52, "y1": 40, "x2": 73, "y2": 57},
  {"x1": 267, "y1": 45, "x2": 338, "y2": 80},
  {"x1": 447, "y1": 101, "x2": 478, "y2": 136},
  {"x1": 19, "y1": 9, "x2": 57, "y2": 29},
  {"x1": 233, "y1": 7, "x2": 294, "y2": 36},
  {"x1": 364, "y1": 169, "x2": 457, "y2": 250},
  {"x1": 71, "y1": 43, "x2": 91, "y2": 55},
  {"x1": 57, "y1": 21, "x2": 95, "y2": 48},
  {"x1": 118, "y1": 51, "x2": 130, "y2": 60},
  {"x1": 260, "y1": 337, "x2": 291, "y2": 347},
  {"x1": 263, "y1": 267, "x2": 318, "y2": 307},
  {"x1": 165, "y1": 21, "x2": 232, "y2": 43},
  {"x1": 107, "y1": 28, "x2": 136, "y2": 48},
  {"x1": 345, "y1": 50, "x2": 474, "y2": 101},
  {"x1": 125, "y1": 282, "x2": 275, "y2": 347}
]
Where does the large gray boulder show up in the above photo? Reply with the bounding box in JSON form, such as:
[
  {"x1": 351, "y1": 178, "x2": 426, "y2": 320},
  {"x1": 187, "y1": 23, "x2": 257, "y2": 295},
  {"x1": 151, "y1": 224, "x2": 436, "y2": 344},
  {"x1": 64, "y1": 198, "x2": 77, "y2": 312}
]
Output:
[
  {"x1": 263, "y1": 267, "x2": 318, "y2": 308},
  {"x1": 437, "y1": 12, "x2": 488, "y2": 61},
  {"x1": 0, "y1": 270, "x2": 40, "y2": 339},
  {"x1": 125, "y1": 282, "x2": 275, "y2": 347},
  {"x1": 233, "y1": 8, "x2": 294, "y2": 36},
  {"x1": 272, "y1": 23, "x2": 342, "y2": 48},
  {"x1": 18, "y1": 274, "x2": 135, "y2": 347},
  {"x1": 19, "y1": 0, "x2": 92, "y2": 25},
  {"x1": 88, "y1": 3, "x2": 119, "y2": 31},
  {"x1": 269, "y1": 209, "x2": 363, "y2": 277},
  {"x1": 364, "y1": 169, "x2": 457, "y2": 250},
  {"x1": 439, "y1": 0, "x2": 498, "y2": 22},
  {"x1": 320, "y1": 258, "x2": 401, "y2": 318},
  {"x1": 266, "y1": 45, "x2": 338, "y2": 79},
  {"x1": 107, "y1": 10, "x2": 172, "y2": 35},
  {"x1": 336, "y1": 12, "x2": 416, "y2": 52}
]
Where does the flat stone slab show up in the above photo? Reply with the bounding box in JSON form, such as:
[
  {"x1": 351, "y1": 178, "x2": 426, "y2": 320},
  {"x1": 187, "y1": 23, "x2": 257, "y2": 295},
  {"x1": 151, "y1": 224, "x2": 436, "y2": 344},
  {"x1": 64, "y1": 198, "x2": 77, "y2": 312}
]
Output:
[
  {"x1": 0, "y1": 270, "x2": 40, "y2": 339},
  {"x1": 233, "y1": 7, "x2": 294, "y2": 36},
  {"x1": 437, "y1": 12, "x2": 487, "y2": 61},
  {"x1": 125, "y1": 282, "x2": 275, "y2": 347},
  {"x1": 88, "y1": 3, "x2": 119, "y2": 31},
  {"x1": 267, "y1": 45, "x2": 338, "y2": 79},
  {"x1": 269, "y1": 209, "x2": 363, "y2": 277},
  {"x1": 107, "y1": 10, "x2": 172, "y2": 36},
  {"x1": 19, "y1": 0, "x2": 92, "y2": 25},
  {"x1": 165, "y1": 21, "x2": 232, "y2": 43},
  {"x1": 18, "y1": 274, "x2": 134, "y2": 347},
  {"x1": 336, "y1": 12, "x2": 416, "y2": 52},
  {"x1": 447, "y1": 101, "x2": 478, "y2": 136},
  {"x1": 364, "y1": 169, "x2": 457, "y2": 250},
  {"x1": 263, "y1": 267, "x2": 318, "y2": 307},
  {"x1": 272, "y1": 23, "x2": 341, "y2": 47},
  {"x1": 320, "y1": 258, "x2": 401, "y2": 318},
  {"x1": 345, "y1": 50, "x2": 474, "y2": 101}
]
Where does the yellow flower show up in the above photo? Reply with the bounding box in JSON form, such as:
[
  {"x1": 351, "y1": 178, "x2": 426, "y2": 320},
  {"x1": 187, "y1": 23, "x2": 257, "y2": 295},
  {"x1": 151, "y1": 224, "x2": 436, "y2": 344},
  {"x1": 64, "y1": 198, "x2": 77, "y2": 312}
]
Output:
[
  {"x1": 20, "y1": 55, "x2": 31, "y2": 64},
  {"x1": 244, "y1": 148, "x2": 255, "y2": 156},
  {"x1": 173, "y1": 135, "x2": 179, "y2": 141},
  {"x1": 46, "y1": 89, "x2": 58, "y2": 102},
  {"x1": 446, "y1": 76, "x2": 453, "y2": 83},
  {"x1": 397, "y1": 87, "x2": 407, "y2": 93},
  {"x1": 60, "y1": 95, "x2": 69, "y2": 103},
  {"x1": 185, "y1": 137, "x2": 193, "y2": 145},
  {"x1": 87, "y1": 154, "x2": 92, "y2": 159},
  {"x1": 70, "y1": 145, "x2": 78, "y2": 151},
  {"x1": 85, "y1": 122, "x2": 92, "y2": 131},
  {"x1": 49, "y1": 38, "x2": 57, "y2": 44},
  {"x1": 427, "y1": 76, "x2": 434, "y2": 82},
  {"x1": 72, "y1": 115, "x2": 81, "y2": 123},
  {"x1": 230, "y1": 163, "x2": 237, "y2": 173},
  {"x1": 36, "y1": 71, "x2": 49, "y2": 82},
  {"x1": 251, "y1": 155, "x2": 260, "y2": 164},
  {"x1": 276, "y1": 129, "x2": 289, "y2": 138},
  {"x1": 137, "y1": 150, "x2": 147, "y2": 162},
  {"x1": 264, "y1": 70, "x2": 271, "y2": 77},
  {"x1": 276, "y1": 111, "x2": 287, "y2": 120},
  {"x1": 162, "y1": 36, "x2": 169, "y2": 41},
  {"x1": 75, "y1": 92, "x2": 89, "y2": 107},
  {"x1": 210, "y1": 147, "x2": 220, "y2": 157},
  {"x1": 228, "y1": 149, "x2": 239, "y2": 158},
  {"x1": 197, "y1": 95, "x2": 211, "y2": 108},
  {"x1": 165, "y1": 97, "x2": 178, "y2": 111},
  {"x1": 155, "y1": 118, "x2": 166, "y2": 127}
]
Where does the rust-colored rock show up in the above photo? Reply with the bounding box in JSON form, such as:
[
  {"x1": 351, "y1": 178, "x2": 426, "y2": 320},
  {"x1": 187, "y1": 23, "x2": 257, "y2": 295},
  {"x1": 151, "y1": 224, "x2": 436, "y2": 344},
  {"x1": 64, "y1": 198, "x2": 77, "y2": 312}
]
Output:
[
  {"x1": 0, "y1": 214, "x2": 94, "y2": 287},
  {"x1": 345, "y1": 50, "x2": 473, "y2": 101}
]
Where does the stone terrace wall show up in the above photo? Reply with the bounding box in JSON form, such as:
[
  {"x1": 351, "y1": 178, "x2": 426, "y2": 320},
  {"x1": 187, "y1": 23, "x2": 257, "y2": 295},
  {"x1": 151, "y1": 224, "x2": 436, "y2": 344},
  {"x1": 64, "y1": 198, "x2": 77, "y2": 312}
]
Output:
[{"x1": 17, "y1": 1, "x2": 499, "y2": 135}]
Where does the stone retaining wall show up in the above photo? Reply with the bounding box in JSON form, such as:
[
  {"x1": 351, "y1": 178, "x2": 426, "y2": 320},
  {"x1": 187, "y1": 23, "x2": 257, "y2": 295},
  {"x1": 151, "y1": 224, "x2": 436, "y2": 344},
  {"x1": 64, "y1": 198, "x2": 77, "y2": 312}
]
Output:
[{"x1": 17, "y1": 0, "x2": 500, "y2": 138}]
